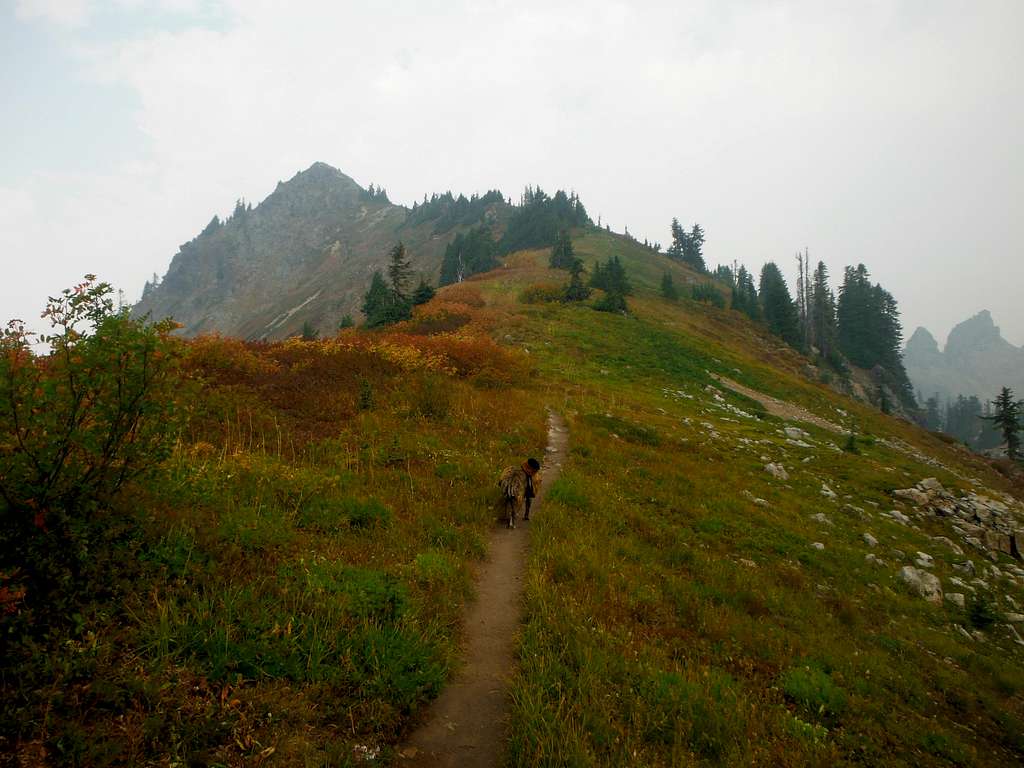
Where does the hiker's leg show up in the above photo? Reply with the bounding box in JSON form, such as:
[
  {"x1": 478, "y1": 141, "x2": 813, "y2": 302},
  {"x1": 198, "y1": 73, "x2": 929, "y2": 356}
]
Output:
[{"x1": 523, "y1": 497, "x2": 532, "y2": 520}]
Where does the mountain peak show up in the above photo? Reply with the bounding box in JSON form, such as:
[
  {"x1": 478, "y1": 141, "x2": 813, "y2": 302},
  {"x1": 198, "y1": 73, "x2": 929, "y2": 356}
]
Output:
[
  {"x1": 946, "y1": 309, "x2": 1004, "y2": 357},
  {"x1": 281, "y1": 161, "x2": 360, "y2": 189},
  {"x1": 905, "y1": 326, "x2": 940, "y2": 357}
]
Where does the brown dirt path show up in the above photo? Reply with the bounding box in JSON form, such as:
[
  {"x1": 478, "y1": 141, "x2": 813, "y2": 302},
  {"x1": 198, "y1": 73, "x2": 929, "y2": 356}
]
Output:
[
  {"x1": 397, "y1": 411, "x2": 568, "y2": 767},
  {"x1": 711, "y1": 374, "x2": 845, "y2": 433}
]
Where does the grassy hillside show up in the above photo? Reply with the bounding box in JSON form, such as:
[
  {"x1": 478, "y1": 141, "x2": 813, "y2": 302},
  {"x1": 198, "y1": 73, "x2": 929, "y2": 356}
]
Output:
[{"x1": 5, "y1": 230, "x2": 1024, "y2": 766}]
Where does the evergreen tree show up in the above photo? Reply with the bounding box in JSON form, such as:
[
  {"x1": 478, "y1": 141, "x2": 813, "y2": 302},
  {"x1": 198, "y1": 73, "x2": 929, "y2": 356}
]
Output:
[
  {"x1": 562, "y1": 258, "x2": 592, "y2": 302},
  {"x1": 976, "y1": 400, "x2": 1004, "y2": 451},
  {"x1": 731, "y1": 266, "x2": 760, "y2": 321},
  {"x1": 692, "y1": 283, "x2": 726, "y2": 308},
  {"x1": 338, "y1": 314, "x2": 354, "y2": 329},
  {"x1": 589, "y1": 256, "x2": 632, "y2": 296},
  {"x1": 945, "y1": 395, "x2": 985, "y2": 446},
  {"x1": 983, "y1": 387, "x2": 1023, "y2": 460},
  {"x1": 498, "y1": 186, "x2": 592, "y2": 253},
  {"x1": 201, "y1": 215, "x2": 222, "y2": 236},
  {"x1": 387, "y1": 242, "x2": 413, "y2": 302},
  {"x1": 439, "y1": 226, "x2": 498, "y2": 285},
  {"x1": 412, "y1": 279, "x2": 436, "y2": 306},
  {"x1": 682, "y1": 224, "x2": 706, "y2": 272},
  {"x1": 667, "y1": 218, "x2": 686, "y2": 261},
  {"x1": 758, "y1": 262, "x2": 801, "y2": 347},
  {"x1": 590, "y1": 255, "x2": 631, "y2": 313},
  {"x1": 837, "y1": 264, "x2": 915, "y2": 408},
  {"x1": 550, "y1": 230, "x2": 576, "y2": 269},
  {"x1": 661, "y1": 271, "x2": 679, "y2": 301},
  {"x1": 924, "y1": 394, "x2": 942, "y2": 431},
  {"x1": 361, "y1": 271, "x2": 392, "y2": 328},
  {"x1": 713, "y1": 264, "x2": 734, "y2": 285},
  {"x1": 300, "y1": 320, "x2": 319, "y2": 341},
  {"x1": 837, "y1": 265, "x2": 873, "y2": 367},
  {"x1": 810, "y1": 261, "x2": 839, "y2": 363}
]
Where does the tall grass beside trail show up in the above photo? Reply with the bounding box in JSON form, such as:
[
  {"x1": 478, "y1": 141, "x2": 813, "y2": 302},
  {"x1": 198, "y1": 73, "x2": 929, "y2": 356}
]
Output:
[
  {"x1": 506, "y1": 298, "x2": 1024, "y2": 767},
  {"x1": 1, "y1": 303, "x2": 547, "y2": 766}
]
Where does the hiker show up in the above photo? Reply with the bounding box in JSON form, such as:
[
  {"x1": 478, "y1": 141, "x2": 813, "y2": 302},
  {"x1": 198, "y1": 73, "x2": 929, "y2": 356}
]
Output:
[{"x1": 498, "y1": 457, "x2": 541, "y2": 529}]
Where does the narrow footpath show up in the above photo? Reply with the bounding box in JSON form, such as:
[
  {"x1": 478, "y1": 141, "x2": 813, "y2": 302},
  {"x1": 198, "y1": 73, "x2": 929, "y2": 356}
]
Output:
[{"x1": 399, "y1": 411, "x2": 568, "y2": 767}]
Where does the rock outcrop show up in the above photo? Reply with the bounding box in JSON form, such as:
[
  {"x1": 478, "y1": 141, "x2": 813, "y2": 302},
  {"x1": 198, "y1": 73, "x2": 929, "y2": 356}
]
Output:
[
  {"x1": 898, "y1": 565, "x2": 943, "y2": 604},
  {"x1": 891, "y1": 478, "x2": 1023, "y2": 560}
]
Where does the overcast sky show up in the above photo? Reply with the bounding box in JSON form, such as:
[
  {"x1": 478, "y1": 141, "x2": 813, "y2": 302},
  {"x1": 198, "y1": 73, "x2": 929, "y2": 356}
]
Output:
[{"x1": 3, "y1": 0, "x2": 1022, "y2": 348}]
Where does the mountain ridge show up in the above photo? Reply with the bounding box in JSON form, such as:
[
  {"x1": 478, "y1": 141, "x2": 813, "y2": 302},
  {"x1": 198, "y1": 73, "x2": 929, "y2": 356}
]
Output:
[
  {"x1": 134, "y1": 162, "x2": 511, "y2": 339},
  {"x1": 904, "y1": 310, "x2": 1024, "y2": 403}
]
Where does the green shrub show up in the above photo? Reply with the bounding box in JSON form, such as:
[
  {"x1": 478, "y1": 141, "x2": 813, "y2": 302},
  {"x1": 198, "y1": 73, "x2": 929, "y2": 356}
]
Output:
[
  {"x1": 781, "y1": 665, "x2": 847, "y2": 720},
  {"x1": 593, "y1": 291, "x2": 628, "y2": 314},
  {"x1": 0, "y1": 276, "x2": 181, "y2": 521},
  {"x1": 296, "y1": 497, "x2": 347, "y2": 532},
  {"x1": 345, "y1": 497, "x2": 392, "y2": 529},
  {"x1": 411, "y1": 374, "x2": 452, "y2": 420},
  {"x1": 692, "y1": 282, "x2": 725, "y2": 308},
  {"x1": 968, "y1": 594, "x2": 998, "y2": 630},
  {"x1": 0, "y1": 276, "x2": 182, "y2": 610},
  {"x1": 520, "y1": 283, "x2": 563, "y2": 304}
]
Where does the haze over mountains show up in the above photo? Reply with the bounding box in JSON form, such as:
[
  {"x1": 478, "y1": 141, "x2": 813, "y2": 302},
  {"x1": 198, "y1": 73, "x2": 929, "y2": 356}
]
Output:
[
  {"x1": 134, "y1": 162, "x2": 511, "y2": 339},
  {"x1": 904, "y1": 310, "x2": 1024, "y2": 404}
]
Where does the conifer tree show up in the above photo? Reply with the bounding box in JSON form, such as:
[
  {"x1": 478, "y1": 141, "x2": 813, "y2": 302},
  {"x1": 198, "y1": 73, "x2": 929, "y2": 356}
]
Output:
[
  {"x1": 667, "y1": 218, "x2": 686, "y2": 261},
  {"x1": 590, "y1": 256, "x2": 632, "y2": 296},
  {"x1": 983, "y1": 387, "x2": 1023, "y2": 460},
  {"x1": 758, "y1": 262, "x2": 801, "y2": 347},
  {"x1": 562, "y1": 258, "x2": 591, "y2": 302},
  {"x1": 731, "y1": 266, "x2": 760, "y2": 321},
  {"x1": 590, "y1": 256, "x2": 631, "y2": 313},
  {"x1": 550, "y1": 230, "x2": 575, "y2": 269},
  {"x1": 837, "y1": 264, "x2": 915, "y2": 408},
  {"x1": 412, "y1": 279, "x2": 435, "y2": 306},
  {"x1": 387, "y1": 242, "x2": 413, "y2": 302},
  {"x1": 683, "y1": 224, "x2": 706, "y2": 272},
  {"x1": 361, "y1": 271, "x2": 392, "y2": 328},
  {"x1": 810, "y1": 261, "x2": 839, "y2": 363},
  {"x1": 924, "y1": 395, "x2": 942, "y2": 431},
  {"x1": 300, "y1": 320, "x2": 319, "y2": 341},
  {"x1": 439, "y1": 226, "x2": 498, "y2": 286},
  {"x1": 692, "y1": 283, "x2": 726, "y2": 308}
]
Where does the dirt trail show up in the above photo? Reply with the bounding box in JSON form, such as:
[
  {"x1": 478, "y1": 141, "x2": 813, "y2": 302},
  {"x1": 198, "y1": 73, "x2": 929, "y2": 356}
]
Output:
[
  {"x1": 712, "y1": 374, "x2": 844, "y2": 433},
  {"x1": 398, "y1": 411, "x2": 568, "y2": 767}
]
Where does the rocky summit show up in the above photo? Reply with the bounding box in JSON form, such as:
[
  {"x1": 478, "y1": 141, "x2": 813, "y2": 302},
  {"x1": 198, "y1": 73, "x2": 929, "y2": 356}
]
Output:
[
  {"x1": 133, "y1": 162, "x2": 510, "y2": 340},
  {"x1": 904, "y1": 310, "x2": 1024, "y2": 403}
]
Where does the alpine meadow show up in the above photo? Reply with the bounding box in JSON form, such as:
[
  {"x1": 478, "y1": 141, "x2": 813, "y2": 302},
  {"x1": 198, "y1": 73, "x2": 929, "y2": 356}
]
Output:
[{"x1": 4, "y1": 3, "x2": 1024, "y2": 767}]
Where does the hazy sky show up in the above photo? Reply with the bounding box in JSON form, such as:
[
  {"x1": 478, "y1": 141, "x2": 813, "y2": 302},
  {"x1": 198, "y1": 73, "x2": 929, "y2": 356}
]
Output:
[{"x1": 3, "y1": 0, "x2": 1022, "y2": 348}]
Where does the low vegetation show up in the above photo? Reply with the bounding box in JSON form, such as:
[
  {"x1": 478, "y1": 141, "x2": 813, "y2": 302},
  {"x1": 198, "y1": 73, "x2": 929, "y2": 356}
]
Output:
[
  {"x1": 1, "y1": 282, "x2": 545, "y2": 764},
  {"x1": 4, "y1": 228, "x2": 1023, "y2": 766}
]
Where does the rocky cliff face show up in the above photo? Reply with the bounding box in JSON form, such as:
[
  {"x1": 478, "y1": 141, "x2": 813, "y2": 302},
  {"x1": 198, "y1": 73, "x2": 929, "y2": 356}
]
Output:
[
  {"x1": 904, "y1": 311, "x2": 1024, "y2": 402},
  {"x1": 134, "y1": 163, "x2": 507, "y2": 339}
]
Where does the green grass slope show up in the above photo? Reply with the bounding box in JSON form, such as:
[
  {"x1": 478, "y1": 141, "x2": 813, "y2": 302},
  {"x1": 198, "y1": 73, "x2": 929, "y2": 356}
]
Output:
[
  {"x1": 492, "y1": 232, "x2": 1024, "y2": 766},
  {"x1": 6, "y1": 228, "x2": 1023, "y2": 766}
]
